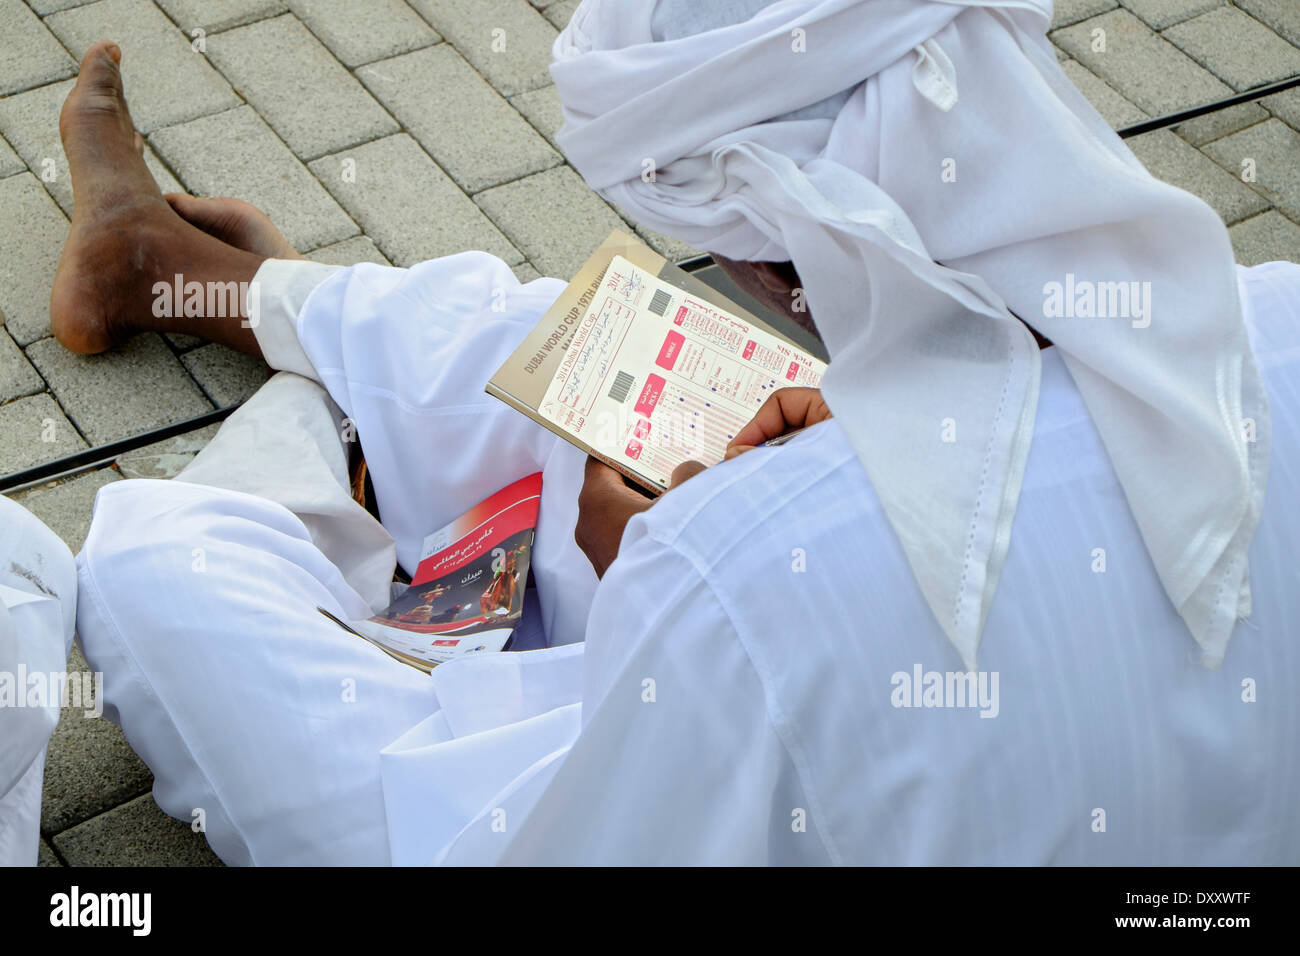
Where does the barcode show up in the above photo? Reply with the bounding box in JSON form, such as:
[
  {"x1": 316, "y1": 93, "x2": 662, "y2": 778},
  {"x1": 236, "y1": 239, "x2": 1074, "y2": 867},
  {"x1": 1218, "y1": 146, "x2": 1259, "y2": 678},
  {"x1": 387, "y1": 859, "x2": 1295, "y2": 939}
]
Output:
[
  {"x1": 648, "y1": 288, "x2": 672, "y2": 317},
  {"x1": 608, "y1": 370, "x2": 635, "y2": 403}
]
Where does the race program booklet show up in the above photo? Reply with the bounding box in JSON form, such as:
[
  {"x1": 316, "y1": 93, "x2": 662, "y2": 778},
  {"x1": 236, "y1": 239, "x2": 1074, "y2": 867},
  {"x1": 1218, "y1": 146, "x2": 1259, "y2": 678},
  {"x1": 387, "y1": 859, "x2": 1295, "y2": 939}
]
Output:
[
  {"x1": 319, "y1": 472, "x2": 542, "y2": 672},
  {"x1": 486, "y1": 231, "x2": 828, "y2": 494}
]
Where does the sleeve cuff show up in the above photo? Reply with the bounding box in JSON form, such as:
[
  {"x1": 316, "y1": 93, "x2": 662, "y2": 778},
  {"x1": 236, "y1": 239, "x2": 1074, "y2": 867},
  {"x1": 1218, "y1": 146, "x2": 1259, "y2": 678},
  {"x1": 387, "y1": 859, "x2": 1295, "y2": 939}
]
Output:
[{"x1": 246, "y1": 258, "x2": 344, "y2": 381}]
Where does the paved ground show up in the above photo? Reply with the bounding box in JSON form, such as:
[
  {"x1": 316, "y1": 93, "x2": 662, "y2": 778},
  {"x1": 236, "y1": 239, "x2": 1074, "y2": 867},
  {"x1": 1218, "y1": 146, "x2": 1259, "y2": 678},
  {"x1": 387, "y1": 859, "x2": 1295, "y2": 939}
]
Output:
[{"x1": 1, "y1": 0, "x2": 1297, "y2": 866}]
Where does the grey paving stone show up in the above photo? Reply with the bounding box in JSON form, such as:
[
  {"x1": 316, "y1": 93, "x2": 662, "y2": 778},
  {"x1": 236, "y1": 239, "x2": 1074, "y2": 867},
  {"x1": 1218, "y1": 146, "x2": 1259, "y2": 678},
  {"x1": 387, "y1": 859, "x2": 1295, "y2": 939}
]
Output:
[
  {"x1": 0, "y1": 174, "x2": 68, "y2": 346},
  {"x1": 1174, "y1": 102, "x2": 1269, "y2": 146},
  {"x1": 0, "y1": 393, "x2": 85, "y2": 475},
  {"x1": 47, "y1": 0, "x2": 241, "y2": 135},
  {"x1": 181, "y1": 343, "x2": 269, "y2": 407},
  {"x1": 206, "y1": 15, "x2": 399, "y2": 161},
  {"x1": 475, "y1": 165, "x2": 625, "y2": 278},
  {"x1": 512, "y1": 261, "x2": 541, "y2": 283},
  {"x1": 1207, "y1": 120, "x2": 1300, "y2": 224},
  {"x1": 1163, "y1": 6, "x2": 1300, "y2": 92},
  {"x1": 635, "y1": 225, "x2": 699, "y2": 266},
  {"x1": 115, "y1": 422, "x2": 219, "y2": 479},
  {"x1": 0, "y1": 79, "x2": 184, "y2": 217},
  {"x1": 410, "y1": 0, "x2": 558, "y2": 97},
  {"x1": 28, "y1": 1, "x2": 98, "y2": 14},
  {"x1": 358, "y1": 45, "x2": 560, "y2": 194},
  {"x1": 1235, "y1": 0, "x2": 1300, "y2": 48},
  {"x1": 1228, "y1": 210, "x2": 1300, "y2": 266},
  {"x1": 1127, "y1": 129, "x2": 1269, "y2": 224},
  {"x1": 149, "y1": 106, "x2": 358, "y2": 252},
  {"x1": 52, "y1": 793, "x2": 223, "y2": 866},
  {"x1": 286, "y1": 0, "x2": 439, "y2": 68},
  {"x1": 1053, "y1": 0, "x2": 1118, "y2": 28},
  {"x1": 164, "y1": 332, "x2": 205, "y2": 352},
  {"x1": 154, "y1": 0, "x2": 286, "y2": 34},
  {"x1": 1052, "y1": 9, "x2": 1231, "y2": 116},
  {"x1": 38, "y1": 838, "x2": 60, "y2": 866},
  {"x1": 1060, "y1": 59, "x2": 1147, "y2": 128},
  {"x1": 0, "y1": 0, "x2": 75, "y2": 95},
  {"x1": 26, "y1": 333, "x2": 213, "y2": 445},
  {"x1": 1204, "y1": 118, "x2": 1300, "y2": 223},
  {"x1": 308, "y1": 235, "x2": 392, "y2": 266},
  {"x1": 0, "y1": 328, "x2": 43, "y2": 404},
  {"x1": 510, "y1": 83, "x2": 564, "y2": 148},
  {"x1": 542, "y1": 0, "x2": 579, "y2": 31},
  {"x1": 529, "y1": 0, "x2": 562, "y2": 8},
  {"x1": 1262, "y1": 88, "x2": 1300, "y2": 133},
  {"x1": 309, "y1": 134, "x2": 521, "y2": 267},
  {"x1": 0, "y1": 133, "x2": 24, "y2": 178},
  {"x1": 1119, "y1": 0, "x2": 1221, "y2": 30},
  {"x1": 39, "y1": 634, "x2": 154, "y2": 835}
]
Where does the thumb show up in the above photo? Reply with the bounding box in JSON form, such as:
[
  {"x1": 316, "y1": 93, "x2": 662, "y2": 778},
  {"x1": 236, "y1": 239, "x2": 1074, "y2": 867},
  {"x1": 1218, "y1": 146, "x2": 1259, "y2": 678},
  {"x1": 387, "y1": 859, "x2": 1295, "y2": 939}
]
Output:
[{"x1": 669, "y1": 460, "x2": 706, "y2": 489}]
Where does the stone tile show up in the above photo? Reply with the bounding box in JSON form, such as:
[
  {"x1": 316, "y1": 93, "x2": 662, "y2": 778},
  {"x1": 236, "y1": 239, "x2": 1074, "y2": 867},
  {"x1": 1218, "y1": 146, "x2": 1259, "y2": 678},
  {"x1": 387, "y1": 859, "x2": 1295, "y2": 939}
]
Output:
[
  {"x1": 206, "y1": 15, "x2": 399, "y2": 161},
  {"x1": 1060, "y1": 59, "x2": 1147, "y2": 128},
  {"x1": 1119, "y1": 0, "x2": 1221, "y2": 30},
  {"x1": 0, "y1": 174, "x2": 68, "y2": 346},
  {"x1": 309, "y1": 133, "x2": 521, "y2": 267},
  {"x1": 47, "y1": 0, "x2": 241, "y2": 135},
  {"x1": 308, "y1": 235, "x2": 391, "y2": 267},
  {"x1": 39, "y1": 632, "x2": 152, "y2": 832},
  {"x1": 115, "y1": 422, "x2": 219, "y2": 479},
  {"x1": 0, "y1": 0, "x2": 76, "y2": 95},
  {"x1": 512, "y1": 261, "x2": 541, "y2": 283},
  {"x1": 1052, "y1": 9, "x2": 1231, "y2": 116},
  {"x1": 164, "y1": 332, "x2": 205, "y2": 352},
  {"x1": 475, "y1": 165, "x2": 625, "y2": 278},
  {"x1": 286, "y1": 0, "x2": 439, "y2": 68},
  {"x1": 0, "y1": 133, "x2": 24, "y2": 178},
  {"x1": 0, "y1": 328, "x2": 43, "y2": 403},
  {"x1": 38, "y1": 838, "x2": 60, "y2": 866},
  {"x1": 358, "y1": 45, "x2": 560, "y2": 193},
  {"x1": 150, "y1": 106, "x2": 358, "y2": 252},
  {"x1": 1174, "y1": 102, "x2": 1269, "y2": 147},
  {"x1": 0, "y1": 79, "x2": 183, "y2": 217},
  {"x1": 26, "y1": 333, "x2": 213, "y2": 445},
  {"x1": 154, "y1": 0, "x2": 286, "y2": 34},
  {"x1": 28, "y1": 1, "x2": 98, "y2": 14},
  {"x1": 410, "y1": 0, "x2": 558, "y2": 97},
  {"x1": 0, "y1": 393, "x2": 86, "y2": 476},
  {"x1": 1163, "y1": 6, "x2": 1300, "y2": 92},
  {"x1": 52, "y1": 793, "x2": 224, "y2": 866},
  {"x1": 1262, "y1": 88, "x2": 1300, "y2": 132},
  {"x1": 1228, "y1": 210, "x2": 1300, "y2": 266},
  {"x1": 38, "y1": 635, "x2": 154, "y2": 835},
  {"x1": 1235, "y1": 0, "x2": 1300, "y2": 48},
  {"x1": 1204, "y1": 119, "x2": 1300, "y2": 223},
  {"x1": 635, "y1": 225, "x2": 699, "y2": 265},
  {"x1": 1127, "y1": 129, "x2": 1269, "y2": 224},
  {"x1": 1053, "y1": 0, "x2": 1118, "y2": 29},
  {"x1": 13, "y1": 471, "x2": 112, "y2": 565},
  {"x1": 542, "y1": 0, "x2": 579, "y2": 31},
  {"x1": 181, "y1": 343, "x2": 269, "y2": 407},
  {"x1": 510, "y1": 83, "x2": 564, "y2": 148}
]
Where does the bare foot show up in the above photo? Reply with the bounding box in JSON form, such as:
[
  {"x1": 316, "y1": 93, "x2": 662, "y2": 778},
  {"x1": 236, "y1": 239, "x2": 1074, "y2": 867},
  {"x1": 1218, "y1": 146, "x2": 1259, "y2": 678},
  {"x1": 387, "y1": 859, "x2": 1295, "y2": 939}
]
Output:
[
  {"x1": 166, "y1": 194, "x2": 304, "y2": 260},
  {"x1": 49, "y1": 42, "x2": 268, "y2": 356},
  {"x1": 49, "y1": 42, "x2": 181, "y2": 353}
]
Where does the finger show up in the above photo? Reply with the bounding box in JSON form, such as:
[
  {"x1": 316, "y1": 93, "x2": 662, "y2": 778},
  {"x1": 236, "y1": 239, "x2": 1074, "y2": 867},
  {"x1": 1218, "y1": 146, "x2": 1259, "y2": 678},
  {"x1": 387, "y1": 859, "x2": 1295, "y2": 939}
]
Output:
[
  {"x1": 729, "y1": 388, "x2": 822, "y2": 449},
  {"x1": 723, "y1": 443, "x2": 757, "y2": 461},
  {"x1": 669, "y1": 460, "x2": 706, "y2": 488},
  {"x1": 583, "y1": 455, "x2": 623, "y2": 485}
]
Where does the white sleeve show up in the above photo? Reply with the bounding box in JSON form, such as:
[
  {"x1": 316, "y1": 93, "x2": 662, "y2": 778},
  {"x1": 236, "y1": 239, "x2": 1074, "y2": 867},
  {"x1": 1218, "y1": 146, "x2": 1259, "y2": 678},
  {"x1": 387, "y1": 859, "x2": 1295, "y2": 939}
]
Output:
[{"x1": 486, "y1": 520, "x2": 833, "y2": 865}]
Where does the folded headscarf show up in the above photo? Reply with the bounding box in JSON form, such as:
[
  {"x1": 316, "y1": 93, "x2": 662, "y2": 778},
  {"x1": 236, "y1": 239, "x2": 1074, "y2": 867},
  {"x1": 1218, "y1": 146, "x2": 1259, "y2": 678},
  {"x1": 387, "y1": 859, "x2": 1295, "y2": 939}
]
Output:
[{"x1": 551, "y1": 0, "x2": 1270, "y2": 669}]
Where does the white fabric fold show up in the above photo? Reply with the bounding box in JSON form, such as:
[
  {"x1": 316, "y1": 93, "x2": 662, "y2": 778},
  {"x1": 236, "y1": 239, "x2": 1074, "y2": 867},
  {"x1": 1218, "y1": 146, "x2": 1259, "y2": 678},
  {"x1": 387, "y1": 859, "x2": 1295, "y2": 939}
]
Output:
[{"x1": 550, "y1": 0, "x2": 1270, "y2": 669}]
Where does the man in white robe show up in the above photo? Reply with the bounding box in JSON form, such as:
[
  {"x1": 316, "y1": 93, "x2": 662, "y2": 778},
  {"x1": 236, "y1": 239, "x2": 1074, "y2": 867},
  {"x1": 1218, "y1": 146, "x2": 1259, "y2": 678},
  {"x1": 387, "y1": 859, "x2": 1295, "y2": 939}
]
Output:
[
  {"x1": 0, "y1": 499, "x2": 78, "y2": 867},
  {"x1": 51, "y1": 0, "x2": 1300, "y2": 866}
]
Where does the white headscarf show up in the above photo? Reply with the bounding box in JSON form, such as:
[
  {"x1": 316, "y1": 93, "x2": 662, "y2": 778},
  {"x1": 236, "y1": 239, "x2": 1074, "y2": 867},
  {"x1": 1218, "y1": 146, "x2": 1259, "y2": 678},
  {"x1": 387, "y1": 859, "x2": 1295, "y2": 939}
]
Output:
[{"x1": 551, "y1": 0, "x2": 1270, "y2": 670}]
